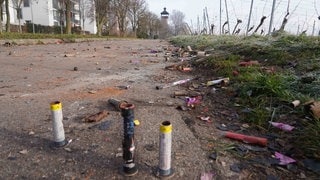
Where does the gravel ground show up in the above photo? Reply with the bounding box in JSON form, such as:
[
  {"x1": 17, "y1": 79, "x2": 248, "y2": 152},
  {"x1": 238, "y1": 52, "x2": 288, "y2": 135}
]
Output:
[{"x1": 0, "y1": 39, "x2": 236, "y2": 179}]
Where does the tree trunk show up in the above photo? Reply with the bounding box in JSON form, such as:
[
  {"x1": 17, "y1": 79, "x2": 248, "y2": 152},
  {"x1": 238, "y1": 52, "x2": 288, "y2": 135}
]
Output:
[
  {"x1": 65, "y1": 0, "x2": 72, "y2": 34},
  {"x1": 18, "y1": 19, "x2": 21, "y2": 33},
  {"x1": 0, "y1": 5, "x2": 3, "y2": 33},
  {"x1": 5, "y1": 0, "x2": 10, "y2": 32}
]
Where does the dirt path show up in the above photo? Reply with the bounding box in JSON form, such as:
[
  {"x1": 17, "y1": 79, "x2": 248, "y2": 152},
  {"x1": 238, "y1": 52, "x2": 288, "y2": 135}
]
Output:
[{"x1": 0, "y1": 39, "x2": 227, "y2": 179}]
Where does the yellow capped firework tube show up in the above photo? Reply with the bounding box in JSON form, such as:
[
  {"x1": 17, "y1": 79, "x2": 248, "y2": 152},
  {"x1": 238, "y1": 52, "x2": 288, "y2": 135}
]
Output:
[
  {"x1": 50, "y1": 101, "x2": 67, "y2": 147},
  {"x1": 120, "y1": 102, "x2": 138, "y2": 176},
  {"x1": 157, "y1": 121, "x2": 175, "y2": 178}
]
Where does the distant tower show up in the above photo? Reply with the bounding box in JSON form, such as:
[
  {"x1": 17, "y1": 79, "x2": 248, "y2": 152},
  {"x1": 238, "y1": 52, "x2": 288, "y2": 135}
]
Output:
[{"x1": 160, "y1": 7, "x2": 169, "y2": 39}]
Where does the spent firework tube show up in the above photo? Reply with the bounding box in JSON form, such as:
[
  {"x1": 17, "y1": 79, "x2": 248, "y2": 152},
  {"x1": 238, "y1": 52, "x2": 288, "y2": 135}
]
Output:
[{"x1": 222, "y1": 131, "x2": 268, "y2": 146}]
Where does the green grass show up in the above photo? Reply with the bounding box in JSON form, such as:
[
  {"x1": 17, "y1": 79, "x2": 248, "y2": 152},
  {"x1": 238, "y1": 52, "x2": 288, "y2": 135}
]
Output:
[{"x1": 171, "y1": 34, "x2": 320, "y2": 159}]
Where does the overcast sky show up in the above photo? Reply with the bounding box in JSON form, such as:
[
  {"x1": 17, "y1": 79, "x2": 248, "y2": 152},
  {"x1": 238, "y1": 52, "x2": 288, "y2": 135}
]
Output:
[{"x1": 146, "y1": 0, "x2": 320, "y2": 35}]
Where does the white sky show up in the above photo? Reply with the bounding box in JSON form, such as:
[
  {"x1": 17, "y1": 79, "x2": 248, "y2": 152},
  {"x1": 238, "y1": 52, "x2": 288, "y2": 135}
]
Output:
[{"x1": 146, "y1": 0, "x2": 320, "y2": 35}]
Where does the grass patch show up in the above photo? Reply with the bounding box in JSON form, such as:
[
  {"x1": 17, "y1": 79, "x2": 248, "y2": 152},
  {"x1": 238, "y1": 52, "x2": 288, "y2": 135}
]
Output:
[{"x1": 171, "y1": 34, "x2": 320, "y2": 159}]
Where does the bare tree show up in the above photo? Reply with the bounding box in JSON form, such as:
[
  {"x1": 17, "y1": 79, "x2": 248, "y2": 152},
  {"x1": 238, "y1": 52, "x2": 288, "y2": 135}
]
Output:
[
  {"x1": 0, "y1": 0, "x2": 4, "y2": 33},
  {"x1": 137, "y1": 10, "x2": 160, "y2": 38},
  {"x1": 254, "y1": 16, "x2": 267, "y2": 33},
  {"x1": 170, "y1": 10, "x2": 186, "y2": 36},
  {"x1": 65, "y1": 0, "x2": 72, "y2": 34},
  {"x1": 232, "y1": 19, "x2": 242, "y2": 35},
  {"x1": 222, "y1": 21, "x2": 228, "y2": 34},
  {"x1": 112, "y1": 0, "x2": 130, "y2": 37},
  {"x1": 88, "y1": 0, "x2": 111, "y2": 36},
  {"x1": 128, "y1": 0, "x2": 146, "y2": 37},
  {"x1": 5, "y1": 0, "x2": 9, "y2": 32},
  {"x1": 79, "y1": 0, "x2": 89, "y2": 33},
  {"x1": 11, "y1": 0, "x2": 23, "y2": 32},
  {"x1": 57, "y1": 0, "x2": 72, "y2": 34},
  {"x1": 278, "y1": 12, "x2": 289, "y2": 32}
]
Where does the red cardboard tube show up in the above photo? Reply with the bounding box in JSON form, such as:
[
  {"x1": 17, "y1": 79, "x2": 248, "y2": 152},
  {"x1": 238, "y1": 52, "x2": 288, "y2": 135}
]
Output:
[{"x1": 223, "y1": 131, "x2": 268, "y2": 146}]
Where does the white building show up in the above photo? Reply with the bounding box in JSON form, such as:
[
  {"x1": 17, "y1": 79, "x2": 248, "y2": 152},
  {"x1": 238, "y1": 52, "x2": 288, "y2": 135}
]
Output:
[{"x1": 1, "y1": 0, "x2": 96, "y2": 34}]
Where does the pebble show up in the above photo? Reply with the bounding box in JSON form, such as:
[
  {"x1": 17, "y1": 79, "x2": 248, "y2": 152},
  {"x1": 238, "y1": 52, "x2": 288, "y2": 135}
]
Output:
[
  {"x1": 64, "y1": 148, "x2": 72, "y2": 152},
  {"x1": 115, "y1": 153, "x2": 122, "y2": 157},
  {"x1": 19, "y1": 149, "x2": 28, "y2": 154}
]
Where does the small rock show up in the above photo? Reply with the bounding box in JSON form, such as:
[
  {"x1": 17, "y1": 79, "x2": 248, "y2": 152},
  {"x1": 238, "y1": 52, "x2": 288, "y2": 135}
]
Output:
[
  {"x1": 209, "y1": 152, "x2": 217, "y2": 160},
  {"x1": 64, "y1": 148, "x2": 72, "y2": 152},
  {"x1": 88, "y1": 90, "x2": 97, "y2": 94},
  {"x1": 166, "y1": 101, "x2": 174, "y2": 106},
  {"x1": 19, "y1": 149, "x2": 28, "y2": 154},
  {"x1": 8, "y1": 153, "x2": 17, "y2": 160},
  {"x1": 64, "y1": 53, "x2": 76, "y2": 57},
  {"x1": 28, "y1": 131, "x2": 35, "y2": 135},
  {"x1": 73, "y1": 67, "x2": 78, "y2": 71},
  {"x1": 300, "y1": 172, "x2": 306, "y2": 179},
  {"x1": 242, "y1": 123, "x2": 250, "y2": 128}
]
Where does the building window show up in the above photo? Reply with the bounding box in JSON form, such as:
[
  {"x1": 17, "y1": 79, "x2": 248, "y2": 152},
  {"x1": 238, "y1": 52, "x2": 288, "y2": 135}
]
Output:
[{"x1": 24, "y1": 0, "x2": 30, "y2": 7}]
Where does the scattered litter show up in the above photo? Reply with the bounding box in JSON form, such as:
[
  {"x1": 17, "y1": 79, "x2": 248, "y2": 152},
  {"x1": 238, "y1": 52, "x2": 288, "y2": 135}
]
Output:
[
  {"x1": 200, "y1": 171, "x2": 215, "y2": 180},
  {"x1": 209, "y1": 152, "x2": 217, "y2": 160},
  {"x1": 230, "y1": 163, "x2": 243, "y2": 173},
  {"x1": 28, "y1": 131, "x2": 35, "y2": 135},
  {"x1": 176, "y1": 105, "x2": 189, "y2": 111},
  {"x1": 134, "y1": 119, "x2": 140, "y2": 126},
  {"x1": 241, "y1": 124, "x2": 250, "y2": 128},
  {"x1": 84, "y1": 110, "x2": 109, "y2": 123},
  {"x1": 304, "y1": 100, "x2": 320, "y2": 119},
  {"x1": 274, "y1": 152, "x2": 296, "y2": 165},
  {"x1": 117, "y1": 85, "x2": 130, "y2": 90},
  {"x1": 239, "y1": 60, "x2": 259, "y2": 66},
  {"x1": 19, "y1": 149, "x2": 28, "y2": 155},
  {"x1": 186, "y1": 96, "x2": 201, "y2": 107},
  {"x1": 207, "y1": 78, "x2": 230, "y2": 86},
  {"x1": 236, "y1": 144, "x2": 267, "y2": 152},
  {"x1": 269, "y1": 121, "x2": 294, "y2": 132},
  {"x1": 64, "y1": 147, "x2": 72, "y2": 152},
  {"x1": 197, "y1": 116, "x2": 212, "y2": 123},
  {"x1": 156, "y1": 78, "x2": 192, "y2": 90},
  {"x1": 210, "y1": 87, "x2": 217, "y2": 94},
  {"x1": 196, "y1": 51, "x2": 206, "y2": 57},
  {"x1": 290, "y1": 100, "x2": 300, "y2": 108},
  {"x1": 88, "y1": 90, "x2": 97, "y2": 94},
  {"x1": 216, "y1": 124, "x2": 241, "y2": 131},
  {"x1": 232, "y1": 70, "x2": 239, "y2": 76},
  {"x1": 222, "y1": 131, "x2": 268, "y2": 146},
  {"x1": 172, "y1": 91, "x2": 190, "y2": 98},
  {"x1": 216, "y1": 124, "x2": 228, "y2": 131}
]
